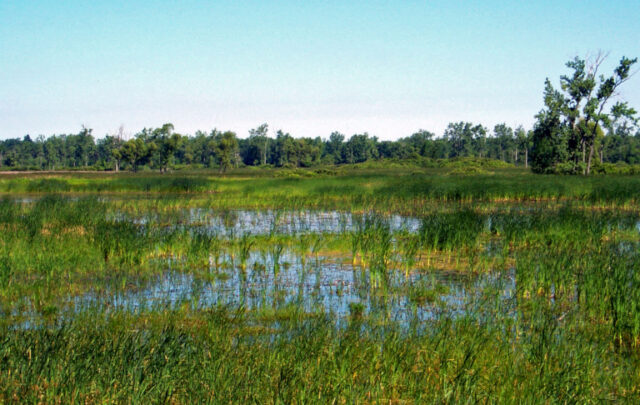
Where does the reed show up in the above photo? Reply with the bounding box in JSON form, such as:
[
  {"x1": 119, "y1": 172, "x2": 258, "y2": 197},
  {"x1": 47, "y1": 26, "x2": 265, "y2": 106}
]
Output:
[{"x1": 1, "y1": 171, "x2": 640, "y2": 402}]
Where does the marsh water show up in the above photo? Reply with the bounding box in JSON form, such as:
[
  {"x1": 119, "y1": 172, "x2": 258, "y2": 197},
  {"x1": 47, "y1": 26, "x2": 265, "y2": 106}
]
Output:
[
  {"x1": 71, "y1": 254, "x2": 516, "y2": 322},
  {"x1": 113, "y1": 209, "x2": 423, "y2": 235},
  {"x1": 10, "y1": 204, "x2": 639, "y2": 327},
  {"x1": 41, "y1": 208, "x2": 514, "y2": 324}
]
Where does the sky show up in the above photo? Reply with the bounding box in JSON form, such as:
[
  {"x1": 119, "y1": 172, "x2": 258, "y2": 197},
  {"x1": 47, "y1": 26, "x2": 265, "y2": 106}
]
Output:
[{"x1": 1, "y1": 1, "x2": 639, "y2": 141}]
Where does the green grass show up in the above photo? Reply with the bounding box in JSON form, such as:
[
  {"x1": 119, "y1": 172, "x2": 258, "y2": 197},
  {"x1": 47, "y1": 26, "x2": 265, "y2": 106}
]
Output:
[
  {"x1": 3, "y1": 168, "x2": 640, "y2": 208},
  {"x1": 1, "y1": 170, "x2": 640, "y2": 402}
]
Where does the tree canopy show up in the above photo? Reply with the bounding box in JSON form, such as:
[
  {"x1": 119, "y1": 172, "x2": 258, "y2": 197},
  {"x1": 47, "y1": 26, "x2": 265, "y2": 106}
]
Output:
[{"x1": 531, "y1": 55, "x2": 638, "y2": 174}]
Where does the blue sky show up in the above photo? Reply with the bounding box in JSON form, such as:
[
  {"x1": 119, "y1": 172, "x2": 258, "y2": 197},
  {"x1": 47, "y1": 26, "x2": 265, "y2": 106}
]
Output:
[{"x1": 1, "y1": 1, "x2": 639, "y2": 140}]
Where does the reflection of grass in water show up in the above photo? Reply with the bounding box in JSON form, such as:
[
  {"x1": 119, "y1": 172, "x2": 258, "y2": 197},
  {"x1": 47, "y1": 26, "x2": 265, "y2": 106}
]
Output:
[{"x1": 407, "y1": 281, "x2": 451, "y2": 307}]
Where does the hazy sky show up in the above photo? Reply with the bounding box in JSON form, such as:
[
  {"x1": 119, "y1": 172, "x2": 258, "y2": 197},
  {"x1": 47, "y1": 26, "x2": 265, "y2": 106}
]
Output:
[{"x1": 1, "y1": 1, "x2": 639, "y2": 140}]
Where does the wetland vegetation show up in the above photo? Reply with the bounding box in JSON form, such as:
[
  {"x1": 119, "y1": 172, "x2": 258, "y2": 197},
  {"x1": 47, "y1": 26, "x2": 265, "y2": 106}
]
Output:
[{"x1": 1, "y1": 167, "x2": 640, "y2": 402}]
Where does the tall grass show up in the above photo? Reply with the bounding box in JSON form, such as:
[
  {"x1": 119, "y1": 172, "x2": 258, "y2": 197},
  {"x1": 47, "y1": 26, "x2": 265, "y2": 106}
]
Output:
[
  {"x1": 2, "y1": 173, "x2": 640, "y2": 402},
  {"x1": 3, "y1": 169, "x2": 640, "y2": 209}
]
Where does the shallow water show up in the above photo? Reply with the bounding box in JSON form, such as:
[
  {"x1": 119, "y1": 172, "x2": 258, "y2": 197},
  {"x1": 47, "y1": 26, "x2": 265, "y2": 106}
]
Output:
[
  {"x1": 115, "y1": 209, "x2": 423, "y2": 236},
  {"x1": 69, "y1": 252, "x2": 516, "y2": 324}
]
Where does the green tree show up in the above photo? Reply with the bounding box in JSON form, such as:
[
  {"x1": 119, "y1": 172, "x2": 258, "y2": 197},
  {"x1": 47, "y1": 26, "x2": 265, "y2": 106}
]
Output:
[
  {"x1": 324, "y1": 132, "x2": 345, "y2": 164},
  {"x1": 120, "y1": 137, "x2": 156, "y2": 172},
  {"x1": 97, "y1": 127, "x2": 125, "y2": 171},
  {"x1": 492, "y1": 123, "x2": 514, "y2": 162},
  {"x1": 515, "y1": 126, "x2": 532, "y2": 167},
  {"x1": 247, "y1": 123, "x2": 270, "y2": 166},
  {"x1": 152, "y1": 123, "x2": 181, "y2": 173},
  {"x1": 213, "y1": 131, "x2": 239, "y2": 173},
  {"x1": 535, "y1": 55, "x2": 638, "y2": 174},
  {"x1": 403, "y1": 130, "x2": 435, "y2": 157},
  {"x1": 70, "y1": 126, "x2": 96, "y2": 167},
  {"x1": 531, "y1": 112, "x2": 567, "y2": 174},
  {"x1": 343, "y1": 133, "x2": 379, "y2": 164},
  {"x1": 444, "y1": 122, "x2": 486, "y2": 158}
]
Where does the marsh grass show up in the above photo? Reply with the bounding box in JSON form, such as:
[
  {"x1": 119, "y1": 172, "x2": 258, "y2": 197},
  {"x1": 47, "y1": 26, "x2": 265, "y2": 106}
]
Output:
[{"x1": 2, "y1": 172, "x2": 640, "y2": 402}]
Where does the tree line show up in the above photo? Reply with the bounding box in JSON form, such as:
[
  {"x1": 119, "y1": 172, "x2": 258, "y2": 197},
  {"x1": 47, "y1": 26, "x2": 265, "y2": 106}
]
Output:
[
  {"x1": 1, "y1": 55, "x2": 637, "y2": 174},
  {"x1": 0, "y1": 122, "x2": 525, "y2": 172},
  {"x1": 1, "y1": 118, "x2": 638, "y2": 173}
]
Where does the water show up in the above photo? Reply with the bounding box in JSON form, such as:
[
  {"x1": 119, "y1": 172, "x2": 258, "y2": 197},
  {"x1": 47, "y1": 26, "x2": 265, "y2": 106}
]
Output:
[
  {"x1": 69, "y1": 252, "x2": 516, "y2": 324},
  {"x1": 114, "y1": 209, "x2": 423, "y2": 236},
  {"x1": 7, "y1": 207, "x2": 520, "y2": 327}
]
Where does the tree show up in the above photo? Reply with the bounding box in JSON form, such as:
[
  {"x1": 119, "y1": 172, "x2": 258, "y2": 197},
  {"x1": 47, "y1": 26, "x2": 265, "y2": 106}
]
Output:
[
  {"x1": 213, "y1": 131, "x2": 239, "y2": 173},
  {"x1": 492, "y1": 123, "x2": 514, "y2": 162},
  {"x1": 248, "y1": 123, "x2": 270, "y2": 166},
  {"x1": 403, "y1": 130, "x2": 435, "y2": 157},
  {"x1": 324, "y1": 132, "x2": 345, "y2": 164},
  {"x1": 71, "y1": 126, "x2": 96, "y2": 167},
  {"x1": 533, "y1": 54, "x2": 638, "y2": 174},
  {"x1": 444, "y1": 122, "x2": 486, "y2": 158},
  {"x1": 120, "y1": 137, "x2": 156, "y2": 172},
  {"x1": 114, "y1": 125, "x2": 125, "y2": 172},
  {"x1": 515, "y1": 126, "x2": 531, "y2": 167},
  {"x1": 96, "y1": 126, "x2": 125, "y2": 172},
  {"x1": 344, "y1": 133, "x2": 379, "y2": 164},
  {"x1": 531, "y1": 114, "x2": 567, "y2": 173},
  {"x1": 152, "y1": 123, "x2": 181, "y2": 173},
  {"x1": 576, "y1": 120, "x2": 605, "y2": 164},
  {"x1": 97, "y1": 135, "x2": 123, "y2": 171}
]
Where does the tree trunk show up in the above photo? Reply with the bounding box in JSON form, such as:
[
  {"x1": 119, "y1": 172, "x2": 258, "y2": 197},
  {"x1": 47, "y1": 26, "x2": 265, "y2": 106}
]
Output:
[
  {"x1": 599, "y1": 147, "x2": 603, "y2": 164},
  {"x1": 115, "y1": 159, "x2": 120, "y2": 173},
  {"x1": 525, "y1": 148, "x2": 528, "y2": 168},
  {"x1": 586, "y1": 143, "x2": 595, "y2": 175},
  {"x1": 262, "y1": 139, "x2": 268, "y2": 165}
]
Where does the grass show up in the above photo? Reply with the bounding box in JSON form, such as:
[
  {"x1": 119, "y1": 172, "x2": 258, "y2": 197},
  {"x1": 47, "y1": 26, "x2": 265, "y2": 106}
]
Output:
[
  {"x1": 3, "y1": 167, "x2": 640, "y2": 210},
  {"x1": 1, "y1": 169, "x2": 640, "y2": 402}
]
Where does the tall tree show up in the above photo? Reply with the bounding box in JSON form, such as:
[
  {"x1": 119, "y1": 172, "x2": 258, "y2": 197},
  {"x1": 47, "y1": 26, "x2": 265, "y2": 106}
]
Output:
[
  {"x1": 444, "y1": 122, "x2": 486, "y2": 158},
  {"x1": 248, "y1": 123, "x2": 270, "y2": 166},
  {"x1": 152, "y1": 123, "x2": 181, "y2": 173},
  {"x1": 515, "y1": 126, "x2": 531, "y2": 167},
  {"x1": 213, "y1": 131, "x2": 239, "y2": 173},
  {"x1": 120, "y1": 137, "x2": 156, "y2": 172},
  {"x1": 324, "y1": 132, "x2": 345, "y2": 164},
  {"x1": 344, "y1": 133, "x2": 379, "y2": 164},
  {"x1": 530, "y1": 79, "x2": 569, "y2": 173},
  {"x1": 534, "y1": 54, "x2": 638, "y2": 174},
  {"x1": 493, "y1": 123, "x2": 514, "y2": 162}
]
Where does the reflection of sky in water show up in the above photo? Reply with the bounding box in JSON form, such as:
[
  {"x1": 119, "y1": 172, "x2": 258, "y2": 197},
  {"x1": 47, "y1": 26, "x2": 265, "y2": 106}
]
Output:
[
  {"x1": 19, "y1": 205, "x2": 640, "y2": 328},
  {"x1": 113, "y1": 209, "x2": 640, "y2": 238},
  {"x1": 113, "y1": 209, "x2": 423, "y2": 236},
  {"x1": 70, "y1": 252, "x2": 516, "y2": 324}
]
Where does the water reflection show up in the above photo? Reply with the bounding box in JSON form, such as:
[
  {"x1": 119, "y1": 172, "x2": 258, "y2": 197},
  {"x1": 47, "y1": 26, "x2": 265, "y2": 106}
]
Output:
[
  {"x1": 70, "y1": 252, "x2": 516, "y2": 324},
  {"x1": 114, "y1": 209, "x2": 423, "y2": 236}
]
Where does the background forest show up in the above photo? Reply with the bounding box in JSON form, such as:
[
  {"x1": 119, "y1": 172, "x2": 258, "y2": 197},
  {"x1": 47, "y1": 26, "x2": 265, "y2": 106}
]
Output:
[
  {"x1": 2, "y1": 56, "x2": 638, "y2": 175},
  {"x1": 1, "y1": 119, "x2": 638, "y2": 174}
]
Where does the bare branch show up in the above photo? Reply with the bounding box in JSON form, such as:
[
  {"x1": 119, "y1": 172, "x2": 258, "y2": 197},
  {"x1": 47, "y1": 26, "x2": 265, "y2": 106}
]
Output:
[{"x1": 587, "y1": 50, "x2": 609, "y2": 76}]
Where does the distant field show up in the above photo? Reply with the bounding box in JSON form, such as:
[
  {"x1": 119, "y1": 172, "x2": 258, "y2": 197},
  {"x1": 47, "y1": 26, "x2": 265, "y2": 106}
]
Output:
[{"x1": 1, "y1": 167, "x2": 640, "y2": 207}]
